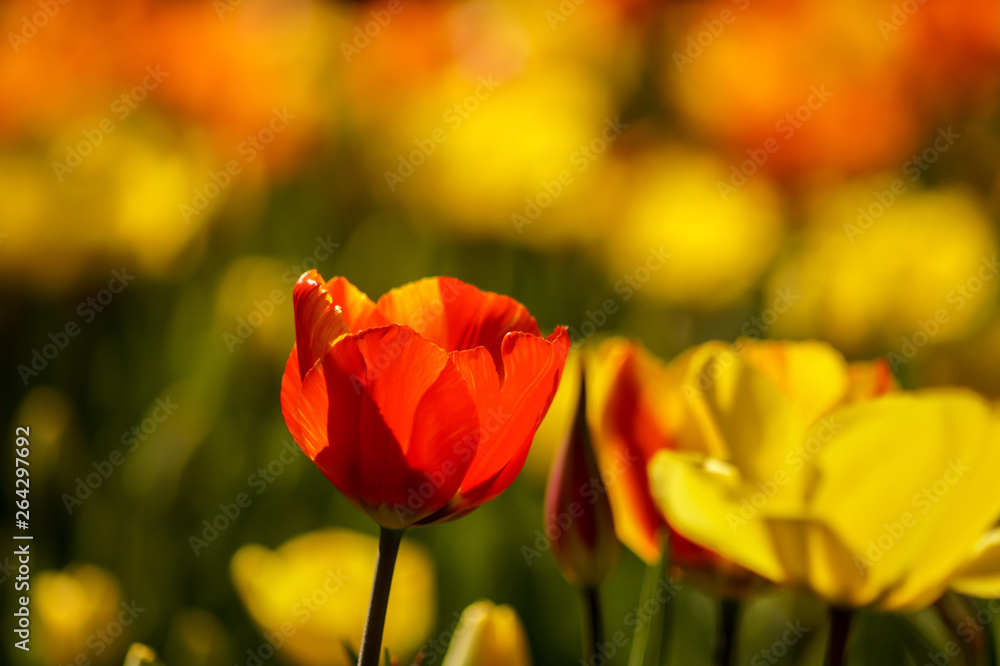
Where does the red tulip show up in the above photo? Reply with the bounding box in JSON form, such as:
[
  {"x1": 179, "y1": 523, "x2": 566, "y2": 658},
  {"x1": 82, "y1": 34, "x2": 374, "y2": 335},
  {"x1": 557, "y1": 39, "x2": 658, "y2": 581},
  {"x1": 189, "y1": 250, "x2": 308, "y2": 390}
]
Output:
[{"x1": 281, "y1": 271, "x2": 570, "y2": 529}]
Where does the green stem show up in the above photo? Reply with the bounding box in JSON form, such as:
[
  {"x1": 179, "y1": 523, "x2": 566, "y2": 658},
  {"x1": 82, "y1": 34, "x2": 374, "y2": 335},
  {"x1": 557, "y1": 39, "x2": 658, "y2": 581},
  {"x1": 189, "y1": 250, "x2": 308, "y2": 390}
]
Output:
[
  {"x1": 935, "y1": 595, "x2": 984, "y2": 666},
  {"x1": 628, "y1": 557, "x2": 664, "y2": 666},
  {"x1": 826, "y1": 607, "x2": 852, "y2": 666},
  {"x1": 656, "y1": 576, "x2": 677, "y2": 666},
  {"x1": 358, "y1": 527, "x2": 404, "y2": 666},
  {"x1": 978, "y1": 596, "x2": 1000, "y2": 666},
  {"x1": 627, "y1": 535, "x2": 675, "y2": 666},
  {"x1": 582, "y1": 586, "x2": 604, "y2": 664},
  {"x1": 714, "y1": 599, "x2": 740, "y2": 666}
]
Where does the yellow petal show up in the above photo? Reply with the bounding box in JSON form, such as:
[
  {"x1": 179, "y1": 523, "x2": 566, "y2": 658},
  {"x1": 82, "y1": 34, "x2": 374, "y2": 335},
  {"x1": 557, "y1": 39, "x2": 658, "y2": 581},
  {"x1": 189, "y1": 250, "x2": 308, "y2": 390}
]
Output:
[
  {"x1": 683, "y1": 347, "x2": 804, "y2": 489},
  {"x1": 807, "y1": 391, "x2": 1000, "y2": 610},
  {"x1": 740, "y1": 340, "x2": 850, "y2": 425},
  {"x1": 648, "y1": 450, "x2": 787, "y2": 584},
  {"x1": 442, "y1": 600, "x2": 532, "y2": 666},
  {"x1": 765, "y1": 518, "x2": 865, "y2": 606},
  {"x1": 950, "y1": 529, "x2": 1000, "y2": 599}
]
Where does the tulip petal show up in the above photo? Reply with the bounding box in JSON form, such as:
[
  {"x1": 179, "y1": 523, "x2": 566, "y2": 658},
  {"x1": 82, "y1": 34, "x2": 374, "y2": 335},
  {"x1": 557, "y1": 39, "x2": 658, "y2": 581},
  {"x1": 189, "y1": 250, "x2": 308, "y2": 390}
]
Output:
[
  {"x1": 454, "y1": 327, "x2": 570, "y2": 507},
  {"x1": 299, "y1": 325, "x2": 482, "y2": 527},
  {"x1": 293, "y1": 272, "x2": 377, "y2": 380},
  {"x1": 323, "y1": 275, "x2": 384, "y2": 332},
  {"x1": 765, "y1": 518, "x2": 867, "y2": 606},
  {"x1": 449, "y1": 346, "x2": 502, "y2": 409},
  {"x1": 284, "y1": 274, "x2": 374, "y2": 445},
  {"x1": 845, "y1": 357, "x2": 897, "y2": 402},
  {"x1": 807, "y1": 391, "x2": 1000, "y2": 610},
  {"x1": 740, "y1": 341, "x2": 850, "y2": 426},
  {"x1": 281, "y1": 348, "x2": 308, "y2": 446},
  {"x1": 376, "y1": 277, "x2": 541, "y2": 378},
  {"x1": 648, "y1": 450, "x2": 788, "y2": 584},
  {"x1": 442, "y1": 601, "x2": 532, "y2": 666},
  {"x1": 688, "y1": 350, "x2": 804, "y2": 491},
  {"x1": 951, "y1": 529, "x2": 1000, "y2": 598},
  {"x1": 587, "y1": 340, "x2": 671, "y2": 564}
]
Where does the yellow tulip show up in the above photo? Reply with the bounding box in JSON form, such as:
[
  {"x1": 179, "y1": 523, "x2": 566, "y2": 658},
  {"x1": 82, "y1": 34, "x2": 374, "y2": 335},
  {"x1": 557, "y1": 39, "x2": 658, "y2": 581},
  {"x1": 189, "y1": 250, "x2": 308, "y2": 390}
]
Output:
[
  {"x1": 441, "y1": 600, "x2": 532, "y2": 666},
  {"x1": 536, "y1": 339, "x2": 765, "y2": 598},
  {"x1": 648, "y1": 338, "x2": 1000, "y2": 611},
  {"x1": 231, "y1": 528, "x2": 435, "y2": 665}
]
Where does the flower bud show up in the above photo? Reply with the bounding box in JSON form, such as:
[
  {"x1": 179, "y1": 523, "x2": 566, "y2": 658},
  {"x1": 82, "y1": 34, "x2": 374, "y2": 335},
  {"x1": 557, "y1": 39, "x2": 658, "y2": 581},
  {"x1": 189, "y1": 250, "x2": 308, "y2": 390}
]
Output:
[
  {"x1": 544, "y1": 367, "x2": 619, "y2": 587},
  {"x1": 442, "y1": 600, "x2": 532, "y2": 666}
]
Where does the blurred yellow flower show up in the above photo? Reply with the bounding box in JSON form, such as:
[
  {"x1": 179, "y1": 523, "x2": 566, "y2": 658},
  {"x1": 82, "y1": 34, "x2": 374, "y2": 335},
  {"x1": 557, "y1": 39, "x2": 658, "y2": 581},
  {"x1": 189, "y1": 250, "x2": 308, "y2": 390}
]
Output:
[
  {"x1": 768, "y1": 184, "x2": 997, "y2": 355},
  {"x1": 0, "y1": 122, "x2": 218, "y2": 289},
  {"x1": 393, "y1": 66, "x2": 617, "y2": 243},
  {"x1": 34, "y1": 564, "x2": 126, "y2": 665},
  {"x1": 606, "y1": 148, "x2": 786, "y2": 308},
  {"x1": 343, "y1": 0, "x2": 639, "y2": 247},
  {"x1": 442, "y1": 600, "x2": 532, "y2": 666},
  {"x1": 648, "y1": 339, "x2": 1000, "y2": 611},
  {"x1": 231, "y1": 528, "x2": 435, "y2": 666},
  {"x1": 0, "y1": 0, "x2": 348, "y2": 290},
  {"x1": 122, "y1": 643, "x2": 163, "y2": 666}
]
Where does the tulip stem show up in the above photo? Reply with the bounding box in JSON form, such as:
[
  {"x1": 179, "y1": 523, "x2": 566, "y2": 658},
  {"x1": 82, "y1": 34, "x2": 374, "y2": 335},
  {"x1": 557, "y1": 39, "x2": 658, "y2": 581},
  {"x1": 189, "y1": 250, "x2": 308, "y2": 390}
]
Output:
[
  {"x1": 714, "y1": 599, "x2": 740, "y2": 666},
  {"x1": 935, "y1": 595, "x2": 985, "y2": 666},
  {"x1": 627, "y1": 547, "x2": 670, "y2": 666},
  {"x1": 581, "y1": 586, "x2": 604, "y2": 664},
  {"x1": 358, "y1": 527, "x2": 404, "y2": 666},
  {"x1": 826, "y1": 607, "x2": 852, "y2": 666}
]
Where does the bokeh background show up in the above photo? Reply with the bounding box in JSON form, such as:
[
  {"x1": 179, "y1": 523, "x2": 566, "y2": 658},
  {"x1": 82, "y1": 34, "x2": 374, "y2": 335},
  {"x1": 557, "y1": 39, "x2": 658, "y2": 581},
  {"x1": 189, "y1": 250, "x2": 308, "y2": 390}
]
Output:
[{"x1": 3, "y1": 0, "x2": 1000, "y2": 664}]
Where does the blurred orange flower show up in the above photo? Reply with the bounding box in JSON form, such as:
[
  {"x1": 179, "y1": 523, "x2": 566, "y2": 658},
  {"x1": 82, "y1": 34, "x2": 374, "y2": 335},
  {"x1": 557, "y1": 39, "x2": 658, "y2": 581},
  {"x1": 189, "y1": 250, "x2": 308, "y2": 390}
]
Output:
[{"x1": 663, "y1": 0, "x2": 1000, "y2": 180}]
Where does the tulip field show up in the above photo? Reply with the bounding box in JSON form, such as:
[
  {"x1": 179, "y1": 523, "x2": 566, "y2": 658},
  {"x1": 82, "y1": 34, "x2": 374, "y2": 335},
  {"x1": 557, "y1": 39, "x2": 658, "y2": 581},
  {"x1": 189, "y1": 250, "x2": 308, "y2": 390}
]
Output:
[{"x1": 3, "y1": 1, "x2": 1000, "y2": 665}]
